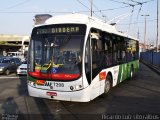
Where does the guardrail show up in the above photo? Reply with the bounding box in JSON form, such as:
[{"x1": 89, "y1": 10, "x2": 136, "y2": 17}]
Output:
[{"x1": 140, "y1": 52, "x2": 160, "y2": 68}]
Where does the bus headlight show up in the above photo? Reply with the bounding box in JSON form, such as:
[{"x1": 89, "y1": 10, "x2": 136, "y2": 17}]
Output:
[
  {"x1": 33, "y1": 82, "x2": 36, "y2": 86},
  {"x1": 70, "y1": 85, "x2": 82, "y2": 91}
]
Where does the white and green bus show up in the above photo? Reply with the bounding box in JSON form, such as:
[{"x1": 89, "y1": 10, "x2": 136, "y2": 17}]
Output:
[{"x1": 27, "y1": 14, "x2": 139, "y2": 102}]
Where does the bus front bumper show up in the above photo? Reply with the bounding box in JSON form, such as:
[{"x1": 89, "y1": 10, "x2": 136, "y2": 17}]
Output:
[{"x1": 28, "y1": 85, "x2": 91, "y2": 102}]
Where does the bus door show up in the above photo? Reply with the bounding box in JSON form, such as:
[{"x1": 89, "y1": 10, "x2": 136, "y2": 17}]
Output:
[{"x1": 85, "y1": 29, "x2": 103, "y2": 98}]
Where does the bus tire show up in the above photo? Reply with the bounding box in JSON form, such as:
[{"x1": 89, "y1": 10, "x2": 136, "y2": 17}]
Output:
[
  {"x1": 104, "y1": 75, "x2": 112, "y2": 95},
  {"x1": 5, "y1": 69, "x2": 10, "y2": 75},
  {"x1": 129, "y1": 66, "x2": 134, "y2": 80}
]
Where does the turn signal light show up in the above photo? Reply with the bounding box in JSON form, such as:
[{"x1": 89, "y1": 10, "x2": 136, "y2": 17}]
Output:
[{"x1": 36, "y1": 80, "x2": 45, "y2": 85}]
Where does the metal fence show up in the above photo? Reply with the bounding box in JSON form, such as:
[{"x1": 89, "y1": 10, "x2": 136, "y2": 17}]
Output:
[{"x1": 140, "y1": 52, "x2": 160, "y2": 67}]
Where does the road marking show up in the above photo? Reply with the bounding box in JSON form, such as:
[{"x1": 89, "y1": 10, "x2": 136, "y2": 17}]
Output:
[
  {"x1": 68, "y1": 104, "x2": 75, "y2": 107},
  {"x1": 56, "y1": 109, "x2": 61, "y2": 112},
  {"x1": 0, "y1": 76, "x2": 26, "y2": 79}
]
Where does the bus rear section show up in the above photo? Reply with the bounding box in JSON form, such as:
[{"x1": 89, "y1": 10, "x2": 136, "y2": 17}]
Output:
[{"x1": 27, "y1": 24, "x2": 92, "y2": 102}]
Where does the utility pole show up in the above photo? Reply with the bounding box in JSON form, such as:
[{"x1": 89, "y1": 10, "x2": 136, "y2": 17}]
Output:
[
  {"x1": 156, "y1": 0, "x2": 159, "y2": 52},
  {"x1": 91, "y1": 0, "x2": 93, "y2": 17},
  {"x1": 141, "y1": 14, "x2": 149, "y2": 49}
]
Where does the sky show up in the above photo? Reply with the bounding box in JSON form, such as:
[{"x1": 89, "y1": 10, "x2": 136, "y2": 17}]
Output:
[{"x1": 0, "y1": 0, "x2": 159, "y2": 45}]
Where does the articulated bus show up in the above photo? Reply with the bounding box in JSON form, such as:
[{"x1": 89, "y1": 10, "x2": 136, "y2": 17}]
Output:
[{"x1": 27, "y1": 14, "x2": 139, "y2": 102}]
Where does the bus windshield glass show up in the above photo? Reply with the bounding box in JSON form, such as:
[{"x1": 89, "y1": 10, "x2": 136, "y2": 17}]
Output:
[{"x1": 28, "y1": 24, "x2": 86, "y2": 81}]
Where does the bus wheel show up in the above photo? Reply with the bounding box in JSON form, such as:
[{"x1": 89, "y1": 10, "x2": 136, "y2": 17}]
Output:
[
  {"x1": 104, "y1": 75, "x2": 111, "y2": 94},
  {"x1": 129, "y1": 66, "x2": 134, "y2": 80},
  {"x1": 5, "y1": 69, "x2": 10, "y2": 75}
]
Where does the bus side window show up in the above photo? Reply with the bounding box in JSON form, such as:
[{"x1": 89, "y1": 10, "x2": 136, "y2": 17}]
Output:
[
  {"x1": 112, "y1": 35, "x2": 117, "y2": 65},
  {"x1": 112, "y1": 36, "x2": 126, "y2": 64},
  {"x1": 119, "y1": 37, "x2": 126, "y2": 63},
  {"x1": 91, "y1": 29, "x2": 107, "y2": 79},
  {"x1": 126, "y1": 39, "x2": 138, "y2": 62},
  {"x1": 91, "y1": 31, "x2": 103, "y2": 78},
  {"x1": 104, "y1": 33, "x2": 112, "y2": 67}
]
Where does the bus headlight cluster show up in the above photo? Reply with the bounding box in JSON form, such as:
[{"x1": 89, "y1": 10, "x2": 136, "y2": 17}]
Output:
[
  {"x1": 28, "y1": 81, "x2": 32, "y2": 85},
  {"x1": 70, "y1": 85, "x2": 82, "y2": 91},
  {"x1": 28, "y1": 81, "x2": 36, "y2": 87}
]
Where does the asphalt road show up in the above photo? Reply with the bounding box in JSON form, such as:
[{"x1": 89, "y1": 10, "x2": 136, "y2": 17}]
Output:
[{"x1": 0, "y1": 63, "x2": 160, "y2": 120}]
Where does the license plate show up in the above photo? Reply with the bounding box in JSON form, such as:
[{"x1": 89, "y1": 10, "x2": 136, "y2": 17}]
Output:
[
  {"x1": 44, "y1": 81, "x2": 64, "y2": 87},
  {"x1": 46, "y1": 91, "x2": 57, "y2": 96},
  {"x1": 20, "y1": 71, "x2": 26, "y2": 73}
]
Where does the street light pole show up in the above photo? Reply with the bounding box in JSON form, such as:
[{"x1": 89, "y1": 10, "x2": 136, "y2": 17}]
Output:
[
  {"x1": 156, "y1": 0, "x2": 159, "y2": 52},
  {"x1": 141, "y1": 14, "x2": 149, "y2": 49}
]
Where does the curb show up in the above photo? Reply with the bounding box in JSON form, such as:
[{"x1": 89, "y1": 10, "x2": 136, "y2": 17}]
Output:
[{"x1": 140, "y1": 60, "x2": 160, "y2": 75}]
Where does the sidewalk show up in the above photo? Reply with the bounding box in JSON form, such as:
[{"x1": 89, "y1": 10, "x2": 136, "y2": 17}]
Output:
[{"x1": 140, "y1": 60, "x2": 160, "y2": 75}]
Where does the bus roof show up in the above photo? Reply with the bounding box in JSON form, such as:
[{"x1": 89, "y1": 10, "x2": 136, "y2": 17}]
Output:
[{"x1": 35, "y1": 13, "x2": 139, "y2": 41}]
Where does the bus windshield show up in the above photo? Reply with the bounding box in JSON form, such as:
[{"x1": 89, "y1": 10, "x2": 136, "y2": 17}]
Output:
[{"x1": 28, "y1": 24, "x2": 86, "y2": 81}]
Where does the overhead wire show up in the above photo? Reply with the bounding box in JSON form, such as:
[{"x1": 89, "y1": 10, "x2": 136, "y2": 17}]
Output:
[
  {"x1": 108, "y1": 0, "x2": 135, "y2": 7},
  {"x1": 0, "y1": 11, "x2": 72, "y2": 14},
  {"x1": 117, "y1": 19, "x2": 157, "y2": 25},
  {"x1": 87, "y1": 0, "x2": 106, "y2": 21},
  {"x1": 107, "y1": 0, "x2": 137, "y2": 35},
  {"x1": 0, "y1": 0, "x2": 148, "y2": 15},
  {"x1": 133, "y1": 4, "x2": 143, "y2": 37},
  {"x1": 108, "y1": 0, "x2": 155, "y2": 37},
  {"x1": 126, "y1": 0, "x2": 155, "y2": 37},
  {"x1": 0, "y1": 5, "x2": 131, "y2": 14},
  {"x1": 0, "y1": 0, "x2": 155, "y2": 27},
  {"x1": 125, "y1": 0, "x2": 143, "y2": 37},
  {"x1": 76, "y1": 0, "x2": 90, "y2": 11},
  {"x1": 0, "y1": 0, "x2": 31, "y2": 11},
  {"x1": 96, "y1": 5, "x2": 130, "y2": 12},
  {"x1": 127, "y1": 5, "x2": 135, "y2": 36},
  {"x1": 126, "y1": 0, "x2": 155, "y2": 4},
  {"x1": 108, "y1": 0, "x2": 155, "y2": 6},
  {"x1": 126, "y1": 0, "x2": 143, "y2": 5},
  {"x1": 76, "y1": 0, "x2": 102, "y2": 19}
]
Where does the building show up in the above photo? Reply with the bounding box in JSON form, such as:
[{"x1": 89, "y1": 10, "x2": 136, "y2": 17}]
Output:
[
  {"x1": 0, "y1": 14, "x2": 52, "y2": 57},
  {"x1": 139, "y1": 43, "x2": 146, "y2": 52},
  {"x1": 0, "y1": 34, "x2": 30, "y2": 56}
]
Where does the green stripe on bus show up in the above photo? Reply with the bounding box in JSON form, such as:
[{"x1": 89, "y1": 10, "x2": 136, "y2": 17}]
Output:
[
  {"x1": 117, "y1": 60, "x2": 139, "y2": 85},
  {"x1": 27, "y1": 75, "x2": 36, "y2": 82},
  {"x1": 117, "y1": 65, "x2": 122, "y2": 84},
  {"x1": 122, "y1": 64, "x2": 128, "y2": 81}
]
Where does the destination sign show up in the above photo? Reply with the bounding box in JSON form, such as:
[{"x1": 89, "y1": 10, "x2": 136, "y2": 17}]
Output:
[{"x1": 37, "y1": 27, "x2": 80, "y2": 34}]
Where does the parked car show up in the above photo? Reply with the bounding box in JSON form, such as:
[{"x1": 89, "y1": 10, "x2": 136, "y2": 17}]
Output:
[
  {"x1": 0, "y1": 57, "x2": 22, "y2": 75},
  {"x1": 17, "y1": 60, "x2": 27, "y2": 75}
]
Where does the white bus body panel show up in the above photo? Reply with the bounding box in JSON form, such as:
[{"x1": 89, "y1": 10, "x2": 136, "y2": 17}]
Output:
[
  {"x1": 28, "y1": 65, "x2": 120, "y2": 102},
  {"x1": 28, "y1": 85, "x2": 91, "y2": 102}
]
